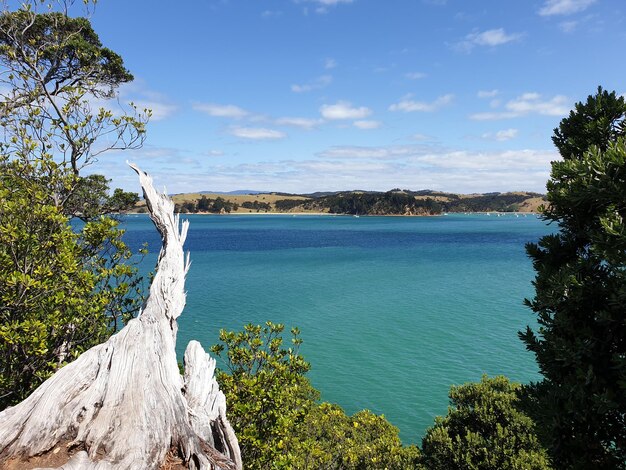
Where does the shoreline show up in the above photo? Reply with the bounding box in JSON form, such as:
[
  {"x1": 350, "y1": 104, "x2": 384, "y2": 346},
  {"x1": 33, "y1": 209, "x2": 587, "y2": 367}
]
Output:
[{"x1": 126, "y1": 211, "x2": 539, "y2": 217}]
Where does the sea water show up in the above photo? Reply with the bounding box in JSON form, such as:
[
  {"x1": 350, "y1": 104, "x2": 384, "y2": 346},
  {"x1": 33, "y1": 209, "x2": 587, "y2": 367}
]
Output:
[{"x1": 120, "y1": 213, "x2": 553, "y2": 444}]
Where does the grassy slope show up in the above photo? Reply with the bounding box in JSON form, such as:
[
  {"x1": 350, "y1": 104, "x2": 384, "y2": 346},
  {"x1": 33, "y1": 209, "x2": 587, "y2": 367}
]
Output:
[{"x1": 134, "y1": 193, "x2": 315, "y2": 213}]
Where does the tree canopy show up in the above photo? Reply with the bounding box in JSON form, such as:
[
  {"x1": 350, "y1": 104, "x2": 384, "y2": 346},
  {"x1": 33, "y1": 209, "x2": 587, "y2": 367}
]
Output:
[
  {"x1": 211, "y1": 322, "x2": 420, "y2": 469},
  {"x1": 0, "y1": 2, "x2": 147, "y2": 407},
  {"x1": 552, "y1": 86, "x2": 625, "y2": 159},
  {"x1": 521, "y1": 87, "x2": 626, "y2": 468},
  {"x1": 421, "y1": 375, "x2": 551, "y2": 470}
]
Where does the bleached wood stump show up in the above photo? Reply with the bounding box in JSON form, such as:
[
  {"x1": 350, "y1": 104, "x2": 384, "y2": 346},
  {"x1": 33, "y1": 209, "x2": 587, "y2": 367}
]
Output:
[{"x1": 0, "y1": 164, "x2": 242, "y2": 470}]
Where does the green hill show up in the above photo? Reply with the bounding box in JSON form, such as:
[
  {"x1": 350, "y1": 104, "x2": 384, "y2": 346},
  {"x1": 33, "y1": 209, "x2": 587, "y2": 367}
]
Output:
[{"x1": 132, "y1": 190, "x2": 546, "y2": 215}]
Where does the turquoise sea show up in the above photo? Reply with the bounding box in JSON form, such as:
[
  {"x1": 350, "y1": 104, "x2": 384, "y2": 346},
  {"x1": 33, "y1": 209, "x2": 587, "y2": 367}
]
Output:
[{"x1": 121, "y1": 213, "x2": 553, "y2": 444}]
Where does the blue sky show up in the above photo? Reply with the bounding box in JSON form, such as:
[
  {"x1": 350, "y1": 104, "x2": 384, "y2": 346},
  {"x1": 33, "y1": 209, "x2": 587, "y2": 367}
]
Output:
[{"x1": 86, "y1": 0, "x2": 625, "y2": 194}]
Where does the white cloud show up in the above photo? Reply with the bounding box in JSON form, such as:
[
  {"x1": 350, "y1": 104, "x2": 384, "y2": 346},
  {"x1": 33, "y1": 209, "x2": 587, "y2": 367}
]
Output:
[
  {"x1": 229, "y1": 127, "x2": 286, "y2": 140},
  {"x1": 103, "y1": 143, "x2": 557, "y2": 194},
  {"x1": 478, "y1": 89, "x2": 499, "y2": 98},
  {"x1": 353, "y1": 120, "x2": 382, "y2": 129},
  {"x1": 473, "y1": 29, "x2": 520, "y2": 46},
  {"x1": 405, "y1": 72, "x2": 427, "y2": 80},
  {"x1": 194, "y1": 103, "x2": 249, "y2": 118},
  {"x1": 455, "y1": 28, "x2": 522, "y2": 52},
  {"x1": 296, "y1": 160, "x2": 388, "y2": 173},
  {"x1": 324, "y1": 58, "x2": 337, "y2": 69},
  {"x1": 261, "y1": 10, "x2": 283, "y2": 18},
  {"x1": 470, "y1": 93, "x2": 571, "y2": 120},
  {"x1": 275, "y1": 117, "x2": 322, "y2": 129},
  {"x1": 507, "y1": 93, "x2": 570, "y2": 115},
  {"x1": 93, "y1": 82, "x2": 178, "y2": 122},
  {"x1": 320, "y1": 101, "x2": 372, "y2": 120},
  {"x1": 295, "y1": 0, "x2": 353, "y2": 13},
  {"x1": 416, "y1": 149, "x2": 556, "y2": 171},
  {"x1": 558, "y1": 20, "x2": 578, "y2": 32},
  {"x1": 318, "y1": 144, "x2": 554, "y2": 173},
  {"x1": 116, "y1": 144, "x2": 187, "y2": 160},
  {"x1": 481, "y1": 128, "x2": 519, "y2": 141},
  {"x1": 495, "y1": 129, "x2": 518, "y2": 141},
  {"x1": 538, "y1": 0, "x2": 596, "y2": 16},
  {"x1": 471, "y1": 111, "x2": 518, "y2": 120},
  {"x1": 312, "y1": 0, "x2": 353, "y2": 4},
  {"x1": 131, "y1": 100, "x2": 178, "y2": 121},
  {"x1": 207, "y1": 150, "x2": 224, "y2": 157},
  {"x1": 389, "y1": 94, "x2": 454, "y2": 112},
  {"x1": 318, "y1": 145, "x2": 421, "y2": 160},
  {"x1": 291, "y1": 75, "x2": 332, "y2": 93},
  {"x1": 411, "y1": 133, "x2": 433, "y2": 141}
]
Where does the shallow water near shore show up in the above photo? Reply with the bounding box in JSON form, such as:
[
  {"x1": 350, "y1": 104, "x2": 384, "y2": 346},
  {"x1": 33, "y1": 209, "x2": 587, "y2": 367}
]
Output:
[{"x1": 121, "y1": 213, "x2": 552, "y2": 444}]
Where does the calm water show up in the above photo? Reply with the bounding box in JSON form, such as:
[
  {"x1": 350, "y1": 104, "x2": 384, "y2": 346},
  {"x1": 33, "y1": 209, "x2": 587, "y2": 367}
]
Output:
[{"x1": 121, "y1": 213, "x2": 552, "y2": 444}]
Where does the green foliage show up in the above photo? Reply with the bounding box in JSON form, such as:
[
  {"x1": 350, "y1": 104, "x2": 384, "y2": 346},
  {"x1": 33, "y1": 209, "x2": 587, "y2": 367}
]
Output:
[
  {"x1": 0, "y1": 2, "x2": 147, "y2": 408},
  {"x1": 281, "y1": 191, "x2": 542, "y2": 215},
  {"x1": 175, "y1": 195, "x2": 238, "y2": 213},
  {"x1": 65, "y1": 174, "x2": 139, "y2": 220},
  {"x1": 284, "y1": 403, "x2": 421, "y2": 469},
  {"x1": 0, "y1": 3, "x2": 147, "y2": 175},
  {"x1": 211, "y1": 322, "x2": 318, "y2": 469},
  {"x1": 274, "y1": 199, "x2": 304, "y2": 211},
  {"x1": 211, "y1": 322, "x2": 419, "y2": 469},
  {"x1": 241, "y1": 200, "x2": 271, "y2": 212},
  {"x1": 421, "y1": 376, "x2": 551, "y2": 470},
  {"x1": 552, "y1": 86, "x2": 626, "y2": 159},
  {"x1": 521, "y1": 88, "x2": 626, "y2": 468},
  {"x1": 321, "y1": 191, "x2": 442, "y2": 215},
  {"x1": 197, "y1": 195, "x2": 211, "y2": 212},
  {"x1": 442, "y1": 193, "x2": 540, "y2": 213},
  {"x1": 0, "y1": 159, "x2": 144, "y2": 407},
  {"x1": 175, "y1": 201, "x2": 197, "y2": 213},
  {"x1": 0, "y1": 10, "x2": 133, "y2": 93}
]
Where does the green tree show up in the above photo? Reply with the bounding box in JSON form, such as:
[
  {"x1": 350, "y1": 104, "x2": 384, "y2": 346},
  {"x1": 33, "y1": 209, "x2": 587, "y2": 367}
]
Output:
[
  {"x1": 520, "y1": 87, "x2": 626, "y2": 468},
  {"x1": 211, "y1": 322, "x2": 419, "y2": 469},
  {"x1": 0, "y1": 2, "x2": 147, "y2": 407},
  {"x1": 197, "y1": 195, "x2": 210, "y2": 212},
  {"x1": 552, "y1": 86, "x2": 625, "y2": 159},
  {"x1": 64, "y1": 174, "x2": 139, "y2": 220},
  {"x1": 213, "y1": 196, "x2": 227, "y2": 213},
  {"x1": 211, "y1": 322, "x2": 318, "y2": 469},
  {"x1": 421, "y1": 376, "x2": 551, "y2": 470},
  {"x1": 0, "y1": 5, "x2": 144, "y2": 175},
  {"x1": 284, "y1": 403, "x2": 421, "y2": 469},
  {"x1": 0, "y1": 160, "x2": 143, "y2": 405}
]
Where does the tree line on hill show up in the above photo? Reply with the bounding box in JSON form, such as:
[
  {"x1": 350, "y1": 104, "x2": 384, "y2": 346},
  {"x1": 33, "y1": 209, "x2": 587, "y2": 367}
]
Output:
[
  {"x1": 0, "y1": 3, "x2": 624, "y2": 467},
  {"x1": 174, "y1": 195, "x2": 239, "y2": 213},
  {"x1": 166, "y1": 184, "x2": 544, "y2": 217},
  {"x1": 270, "y1": 191, "x2": 541, "y2": 215},
  {"x1": 174, "y1": 192, "x2": 541, "y2": 216},
  {"x1": 311, "y1": 192, "x2": 443, "y2": 215},
  {"x1": 173, "y1": 196, "x2": 274, "y2": 213}
]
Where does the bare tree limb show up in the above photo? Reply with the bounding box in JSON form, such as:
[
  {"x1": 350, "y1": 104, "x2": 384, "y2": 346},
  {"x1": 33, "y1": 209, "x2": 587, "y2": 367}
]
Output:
[{"x1": 0, "y1": 164, "x2": 242, "y2": 470}]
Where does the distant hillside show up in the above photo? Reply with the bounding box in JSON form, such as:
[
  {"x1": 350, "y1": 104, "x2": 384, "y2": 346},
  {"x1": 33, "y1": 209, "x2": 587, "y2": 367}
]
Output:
[
  {"x1": 293, "y1": 190, "x2": 546, "y2": 215},
  {"x1": 197, "y1": 189, "x2": 266, "y2": 195},
  {"x1": 131, "y1": 189, "x2": 546, "y2": 215}
]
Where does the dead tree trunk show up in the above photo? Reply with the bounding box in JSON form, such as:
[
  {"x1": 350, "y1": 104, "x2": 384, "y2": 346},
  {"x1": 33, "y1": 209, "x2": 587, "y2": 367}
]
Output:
[{"x1": 0, "y1": 164, "x2": 242, "y2": 470}]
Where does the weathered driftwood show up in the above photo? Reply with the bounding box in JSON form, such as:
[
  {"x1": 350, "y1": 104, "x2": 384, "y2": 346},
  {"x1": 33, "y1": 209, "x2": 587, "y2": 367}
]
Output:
[{"x1": 0, "y1": 164, "x2": 242, "y2": 470}]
